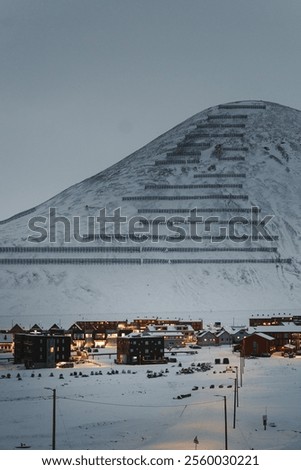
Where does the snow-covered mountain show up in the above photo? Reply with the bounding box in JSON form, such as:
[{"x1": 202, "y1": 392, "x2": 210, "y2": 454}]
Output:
[{"x1": 1, "y1": 100, "x2": 301, "y2": 328}]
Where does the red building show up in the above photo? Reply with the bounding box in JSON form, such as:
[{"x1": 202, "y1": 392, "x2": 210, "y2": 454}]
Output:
[{"x1": 242, "y1": 332, "x2": 275, "y2": 357}]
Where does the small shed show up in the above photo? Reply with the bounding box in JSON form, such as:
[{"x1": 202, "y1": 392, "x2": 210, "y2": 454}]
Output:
[{"x1": 242, "y1": 332, "x2": 275, "y2": 357}]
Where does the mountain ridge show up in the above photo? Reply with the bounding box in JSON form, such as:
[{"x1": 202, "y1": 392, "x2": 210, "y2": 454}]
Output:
[{"x1": 1, "y1": 100, "x2": 301, "y2": 327}]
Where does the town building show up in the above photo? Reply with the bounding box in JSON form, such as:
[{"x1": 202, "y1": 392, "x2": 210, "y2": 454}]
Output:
[
  {"x1": 249, "y1": 313, "x2": 301, "y2": 327},
  {"x1": 0, "y1": 332, "x2": 13, "y2": 352},
  {"x1": 215, "y1": 328, "x2": 233, "y2": 345},
  {"x1": 242, "y1": 332, "x2": 276, "y2": 357},
  {"x1": 145, "y1": 324, "x2": 191, "y2": 348},
  {"x1": 197, "y1": 330, "x2": 217, "y2": 346},
  {"x1": 132, "y1": 318, "x2": 203, "y2": 332},
  {"x1": 68, "y1": 320, "x2": 128, "y2": 349},
  {"x1": 247, "y1": 324, "x2": 301, "y2": 351},
  {"x1": 14, "y1": 333, "x2": 71, "y2": 368},
  {"x1": 9, "y1": 323, "x2": 25, "y2": 335},
  {"x1": 116, "y1": 333, "x2": 165, "y2": 365}
]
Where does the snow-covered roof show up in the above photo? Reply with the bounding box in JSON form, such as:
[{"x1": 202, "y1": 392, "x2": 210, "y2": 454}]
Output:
[
  {"x1": 122, "y1": 332, "x2": 165, "y2": 339},
  {"x1": 216, "y1": 330, "x2": 231, "y2": 338},
  {"x1": 0, "y1": 333, "x2": 13, "y2": 343},
  {"x1": 248, "y1": 324, "x2": 301, "y2": 334},
  {"x1": 146, "y1": 324, "x2": 194, "y2": 332},
  {"x1": 147, "y1": 331, "x2": 184, "y2": 338},
  {"x1": 198, "y1": 330, "x2": 216, "y2": 338},
  {"x1": 249, "y1": 332, "x2": 275, "y2": 341}
]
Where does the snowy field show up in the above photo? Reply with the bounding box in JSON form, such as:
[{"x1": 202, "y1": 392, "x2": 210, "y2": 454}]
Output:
[{"x1": 0, "y1": 346, "x2": 300, "y2": 451}]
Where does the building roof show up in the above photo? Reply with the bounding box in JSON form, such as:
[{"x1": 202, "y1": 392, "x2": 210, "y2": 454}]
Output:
[
  {"x1": 216, "y1": 328, "x2": 233, "y2": 338},
  {"x1": 0, "y1": 333, "x2": 13, "y2": 343},
  {"x1": 198, "y1": 330, "x2": 216, "y2": 338},
  {"x1": 146, "y1": 324, "x2": 194, "y2": 332},
  {"x1": 121, "y1": 332, "x2": 165, "y2": 340},
  {"x1": 248, "y1": 324, "x2": 301, "y2": 334},
  {"x1": 9, "y1": 324, "x2": 25, "y2": 334},
  {"x1": 147, "y1": 331, "x2": 184, "y2": 338},
  {"x1": 248, "y1": 332, "x2": 275, "y2": 341}
]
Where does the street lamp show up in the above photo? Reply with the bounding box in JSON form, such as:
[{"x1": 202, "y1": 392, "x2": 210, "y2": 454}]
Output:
[
  {"x1": 239, "y1": 353, "x2": 245, "y2": 388},
  {"x1": 45, "y1": 387, "x2": 56, "y2": 450},
  {"x1": 228, "y1": 374, "x2": 238, "y2": 429},
  {"x1": 233, "y1": 377, "x2": 237, "y2": 429},
  {"x1": 215, "y1": 395, "x2": 228, "y2": 450},
  {"x1": 234, "y1": 366, "x2": 239, "y2": 407}
]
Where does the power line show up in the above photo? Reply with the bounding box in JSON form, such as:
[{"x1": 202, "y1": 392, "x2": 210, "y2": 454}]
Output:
[{"x1": 59, "y1": 395, "x2": 222, "y2": 409}]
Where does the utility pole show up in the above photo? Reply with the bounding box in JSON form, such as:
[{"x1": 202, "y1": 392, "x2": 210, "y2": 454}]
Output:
[
  {"x1": 45, "y1": 387, "x2": 56, "y2": 450},
  {"x1": 233, "y1": 378, "x2": 237, "y2": 429},
  {"x1": 215, "y1": 395, "x2": 228, "y2": 450},
  {"x1": 223, "y1": 395, "x2": 228, "y2": 450},
  {"x1": 52, "y1": 388, "x2": 56, "y2": 450},
  {"x1": 234, "y1": 366, "x2": 239, "y2": 407},
  {"x1": 240, "y1": 353, "x2": 244, "y2": 388}
]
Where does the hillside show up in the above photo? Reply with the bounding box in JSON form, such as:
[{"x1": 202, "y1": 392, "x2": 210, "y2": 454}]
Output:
[{"x1": 1, "y1": 100, "x2": 301, "y2": 328}]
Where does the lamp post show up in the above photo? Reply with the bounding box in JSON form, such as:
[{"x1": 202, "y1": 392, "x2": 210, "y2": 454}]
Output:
[
  {"x1": 228, "y1": 373, "x2": 238, "y2": 429},
  {"x1": 239, "y1": 353, "x2": 245, "y2": 388},
  {"x1": 45, "y1": 388, "x2": 56, "y2": 450},
  {"x1": 215, "y1": 395, "x2": 228, "y2": 450},
  {"x1": 233, "y1": 377, "x2": 237, "y2": 429},
  {"x1": 234, "y1": 366, "x2": 239, "y2": 407}
]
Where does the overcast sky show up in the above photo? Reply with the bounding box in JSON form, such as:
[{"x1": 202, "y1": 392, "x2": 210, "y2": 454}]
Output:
[{"x1": 1, "y1": 0, "x2": 301, "y2": 220}]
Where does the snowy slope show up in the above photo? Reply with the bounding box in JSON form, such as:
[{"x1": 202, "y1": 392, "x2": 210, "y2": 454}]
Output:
[{"x1": 0, "y1": 100, "x2": 301, "y2": 328}]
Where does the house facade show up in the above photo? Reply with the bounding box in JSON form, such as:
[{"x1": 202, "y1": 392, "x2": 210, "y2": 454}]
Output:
[
  {"x1": 242, "y1": 332, "x2": 276, "y2": 357},
  {"x1": 145, "y1": 324, "x2": 194, "y2": 347},
  {"x1": 14, "y1": 333, "x2": 71, "y2": 368},
  {"x1": 247, "y1": 324, "x2": 301, "y2": 351},
  {"x1": 117, "y1": 334, "x2": 165, "y2": 365},
  {"x1": 249, "y1": 313, "x2": 301, "y2": 327},
  {"x1": 197, "y1": 330, "x2": 217, "y2": 346}
]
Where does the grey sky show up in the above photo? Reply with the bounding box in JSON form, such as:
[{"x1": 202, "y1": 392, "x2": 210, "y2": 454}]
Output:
[{"x1": 1, "y1": 0, "x2": 301, "y2": 220}]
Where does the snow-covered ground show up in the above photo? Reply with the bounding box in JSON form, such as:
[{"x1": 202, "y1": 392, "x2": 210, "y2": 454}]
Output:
[{"x1": 0, "y1": 346, "x2": 300, "y2": 450}]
